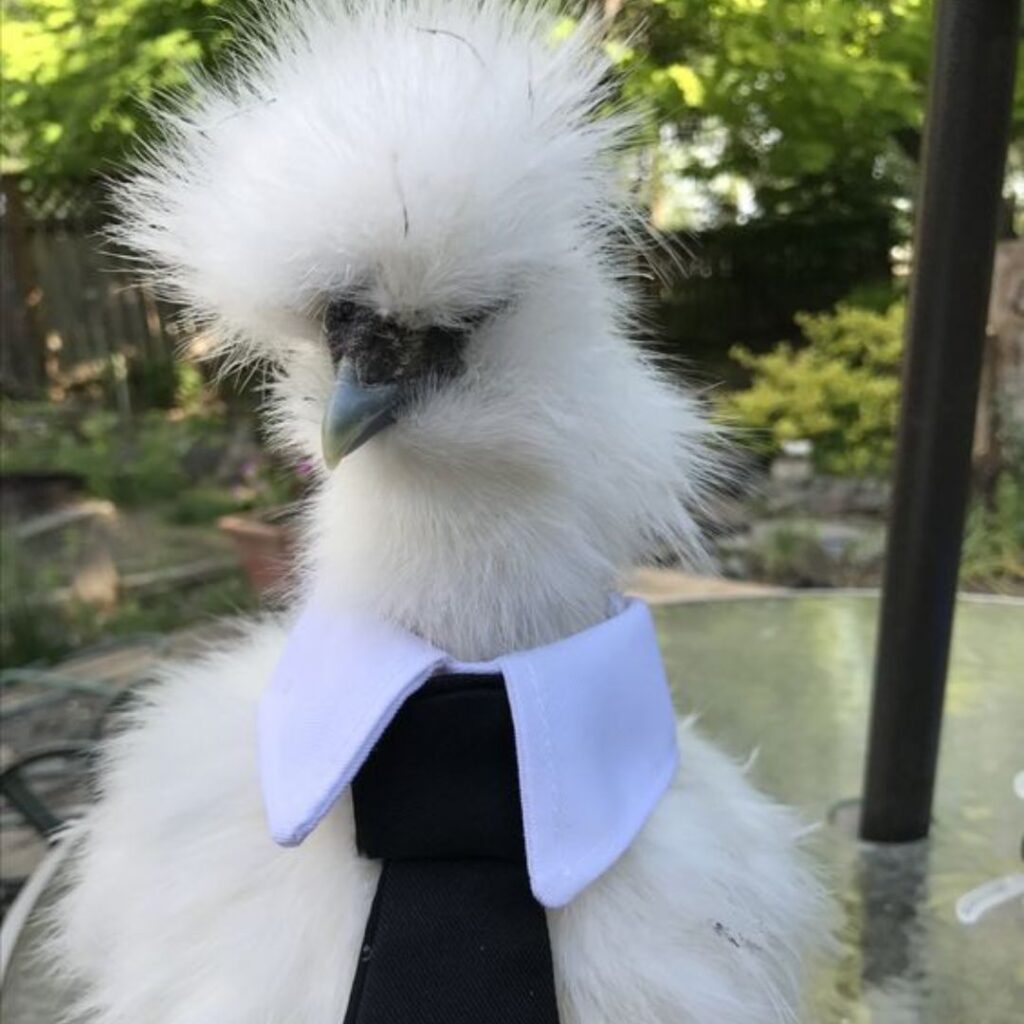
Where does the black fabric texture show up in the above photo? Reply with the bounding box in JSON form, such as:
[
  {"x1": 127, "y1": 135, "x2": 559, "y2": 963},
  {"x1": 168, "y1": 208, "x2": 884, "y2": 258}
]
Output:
[{"x1": 342, "y1": 674, "x2": 561, "y2": 1024}]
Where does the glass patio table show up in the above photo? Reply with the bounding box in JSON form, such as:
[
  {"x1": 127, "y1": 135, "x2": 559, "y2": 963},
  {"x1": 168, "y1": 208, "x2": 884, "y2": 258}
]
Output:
[{"x1": 3, "y1": 593, "x2": 1022, "y2": 1022}]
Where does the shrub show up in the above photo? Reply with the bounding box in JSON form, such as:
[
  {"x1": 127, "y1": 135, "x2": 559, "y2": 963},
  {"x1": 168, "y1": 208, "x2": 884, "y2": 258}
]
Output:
[
  {"x1": 2, "y1": 399, "x2": 310, "y2": 526},
  {"x1": 723, "y1": 303, "x2": 904, "y2": 476},
  {"x1": 5, "y1": 404, "x2": 247, "y2": 508},
  {"x1": 2, "y1": 405, "x2": 192, "y2": 505}
]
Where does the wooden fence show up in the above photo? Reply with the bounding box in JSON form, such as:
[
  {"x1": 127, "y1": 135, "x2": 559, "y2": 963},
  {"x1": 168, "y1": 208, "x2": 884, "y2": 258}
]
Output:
[{"x1": 1, "y1": 176, "x2": 182, "y2": 408}]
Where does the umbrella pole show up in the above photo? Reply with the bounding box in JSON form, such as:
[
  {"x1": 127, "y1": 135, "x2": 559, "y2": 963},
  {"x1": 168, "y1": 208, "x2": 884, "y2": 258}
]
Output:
[{"x1": 860, "y1": 0, "x2": 1022, "y2": 842}]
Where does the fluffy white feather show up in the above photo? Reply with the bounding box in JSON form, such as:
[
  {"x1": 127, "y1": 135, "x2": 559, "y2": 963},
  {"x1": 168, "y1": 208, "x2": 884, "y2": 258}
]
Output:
[
  {"x1": 52, "y1": 1, "x2": 829, "y2": 1020},
  {"x1": 54, "y1": 629, "x2": 826, "y2": 1024}
]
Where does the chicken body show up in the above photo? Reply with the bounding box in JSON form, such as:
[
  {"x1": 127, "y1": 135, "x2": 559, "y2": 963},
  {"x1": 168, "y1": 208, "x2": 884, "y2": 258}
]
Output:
[{"x1": 57, "y1": 621, "x2": 824, "y2": 1024}]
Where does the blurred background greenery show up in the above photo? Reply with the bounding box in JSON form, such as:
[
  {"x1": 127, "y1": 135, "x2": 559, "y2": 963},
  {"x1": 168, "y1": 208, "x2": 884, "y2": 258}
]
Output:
[{"x1": 1, "y1": 0, "x2": 1022, "y2": 669}]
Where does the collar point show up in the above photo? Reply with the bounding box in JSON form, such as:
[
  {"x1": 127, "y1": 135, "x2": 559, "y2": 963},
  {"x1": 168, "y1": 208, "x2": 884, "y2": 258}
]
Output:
[{"x1": 268, "y1": 818, "x2": 309, "y2": 848}]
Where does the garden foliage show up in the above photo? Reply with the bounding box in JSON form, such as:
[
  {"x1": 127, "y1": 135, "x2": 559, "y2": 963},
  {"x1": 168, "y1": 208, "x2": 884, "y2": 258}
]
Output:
[
  {"x1": 961, "y1": 464, "x2": 1024, "y2": 590},
  {"x1": 724, "y1": 303, "x2": 904, "y2": 475},
  {"x1": 2, "y1": 0, "x2": 246, "y2": 183},
  {"x1": 0, "y1": 401, "x2": 300, "y2": 515},
  {"x1": 610, "y1": 0, "x2": 933, "y2": 223},
  {"x1": 12, "y1": 0, "x2": 1024, "y2": 231}
]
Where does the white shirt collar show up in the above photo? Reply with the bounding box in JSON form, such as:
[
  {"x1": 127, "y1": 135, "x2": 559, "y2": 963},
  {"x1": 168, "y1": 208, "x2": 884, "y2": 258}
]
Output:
[{"x1": 259, "y1": 597, "x2": 678, "y2": 908}]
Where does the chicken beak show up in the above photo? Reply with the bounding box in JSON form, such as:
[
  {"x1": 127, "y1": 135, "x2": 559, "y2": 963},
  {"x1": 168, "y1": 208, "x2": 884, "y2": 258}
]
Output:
[{"x1": 321, "y1": 359, "x2": 402, "y2": 468}]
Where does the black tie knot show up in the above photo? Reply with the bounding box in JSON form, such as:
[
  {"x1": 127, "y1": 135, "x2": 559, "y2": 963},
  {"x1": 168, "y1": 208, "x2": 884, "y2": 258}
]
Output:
[{"x1": 352, "y1": 674, "x2": 527, "y2": 863}]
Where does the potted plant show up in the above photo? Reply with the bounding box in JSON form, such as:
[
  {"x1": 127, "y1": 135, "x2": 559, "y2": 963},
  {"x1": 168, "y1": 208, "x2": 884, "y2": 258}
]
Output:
[{"x1": 218, "y1": 456, "x2": 313, "y2": 596}]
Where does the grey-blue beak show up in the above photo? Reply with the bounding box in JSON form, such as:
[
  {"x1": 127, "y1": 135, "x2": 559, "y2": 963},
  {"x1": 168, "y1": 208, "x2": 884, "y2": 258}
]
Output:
[{"x1": 321, "y1": 359, "x2": 402, "y2": 468}]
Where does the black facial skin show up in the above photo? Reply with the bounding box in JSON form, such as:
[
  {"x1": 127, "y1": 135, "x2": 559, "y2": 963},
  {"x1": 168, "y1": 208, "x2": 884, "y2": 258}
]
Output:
[{"x1": 324, "y1": 298, "x2": 472, "y2": 388}]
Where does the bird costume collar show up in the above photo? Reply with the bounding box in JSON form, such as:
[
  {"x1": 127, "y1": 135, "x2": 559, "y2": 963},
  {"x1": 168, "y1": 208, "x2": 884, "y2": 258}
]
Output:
[{"x1": 260, "y1": 596, "x2": 678, "y2": 908}]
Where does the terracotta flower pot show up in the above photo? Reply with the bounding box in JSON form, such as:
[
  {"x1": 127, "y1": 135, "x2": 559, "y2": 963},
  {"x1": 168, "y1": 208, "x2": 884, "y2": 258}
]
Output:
[{"x1": 218, "y1": 511, "x2": 297, "y2": 596}]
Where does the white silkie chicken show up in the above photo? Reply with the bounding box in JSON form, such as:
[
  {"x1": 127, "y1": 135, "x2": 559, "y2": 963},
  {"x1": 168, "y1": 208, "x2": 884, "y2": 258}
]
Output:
[{"x1": 54, "y1": 2, "x2": 828, "y2": 1021}]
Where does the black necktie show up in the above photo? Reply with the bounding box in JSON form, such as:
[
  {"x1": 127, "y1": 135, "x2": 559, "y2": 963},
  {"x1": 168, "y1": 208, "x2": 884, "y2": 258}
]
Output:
[{"x1": 342, "y1": 673, "x2": 562, "y2": 1024}]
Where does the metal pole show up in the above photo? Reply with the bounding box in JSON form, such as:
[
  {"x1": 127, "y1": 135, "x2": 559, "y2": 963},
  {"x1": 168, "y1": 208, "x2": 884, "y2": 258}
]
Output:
[{"x1": 860, "y1": 0, "x2": 1021, "y2": 843}]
